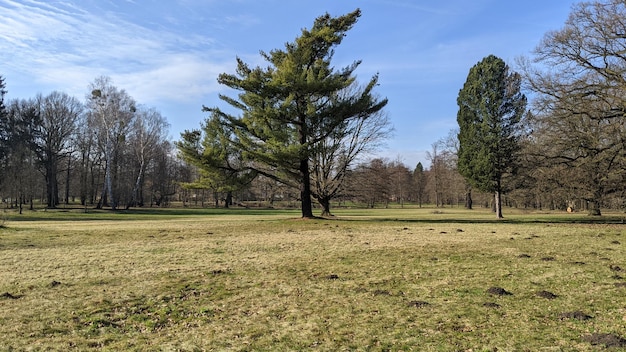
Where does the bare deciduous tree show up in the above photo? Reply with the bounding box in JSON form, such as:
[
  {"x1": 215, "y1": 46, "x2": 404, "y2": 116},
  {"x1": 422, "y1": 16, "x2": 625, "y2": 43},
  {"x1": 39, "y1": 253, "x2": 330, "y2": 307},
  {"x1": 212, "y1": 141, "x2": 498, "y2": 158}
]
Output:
[
  {"x1": 86, "y1": 76, "x2": 136, "y2": 210},
  {"x1": 32, "y1": 91, "x2": 83, "y2": 207},
  {"x1": 521, "y1": 0, "x2": 626, "y2": 215}
]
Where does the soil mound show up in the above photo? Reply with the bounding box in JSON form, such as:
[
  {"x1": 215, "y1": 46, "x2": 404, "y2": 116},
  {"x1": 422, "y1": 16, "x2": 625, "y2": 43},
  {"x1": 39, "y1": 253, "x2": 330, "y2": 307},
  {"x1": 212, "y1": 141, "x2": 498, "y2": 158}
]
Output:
[
  {"x1": 536, "y1": 290, "x2": 558, "y2": 299},
  {"x1": 583, "y1": 333, "x2": 626, "y2": 348},
  {"x1": 559, "y1": 311, "x2": 592, "y2": 320},
  {"x1": 407, "y1": 300, "x2": 430, "y2": 308},
  {"x1": 486, "y1": 287, "x2": 512, "y2": 296},
  {"x1": 483, "y1": 302, "x2": 500, "y2": 308}
]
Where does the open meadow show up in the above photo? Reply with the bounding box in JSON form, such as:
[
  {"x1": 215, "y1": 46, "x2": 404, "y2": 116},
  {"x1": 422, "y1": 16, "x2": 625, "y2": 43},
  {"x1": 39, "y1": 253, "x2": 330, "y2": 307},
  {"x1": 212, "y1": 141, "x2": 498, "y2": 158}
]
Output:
[{"x1": 0, "y1": 206, "x2": 624, "y2": 351}]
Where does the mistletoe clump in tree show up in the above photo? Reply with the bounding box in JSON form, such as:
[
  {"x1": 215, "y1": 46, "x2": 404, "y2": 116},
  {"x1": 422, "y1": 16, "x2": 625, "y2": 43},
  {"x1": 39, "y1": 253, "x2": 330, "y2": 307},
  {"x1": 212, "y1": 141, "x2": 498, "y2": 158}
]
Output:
[{"x1": 183, "y1": 9, "x2": 388, "y2": 218}]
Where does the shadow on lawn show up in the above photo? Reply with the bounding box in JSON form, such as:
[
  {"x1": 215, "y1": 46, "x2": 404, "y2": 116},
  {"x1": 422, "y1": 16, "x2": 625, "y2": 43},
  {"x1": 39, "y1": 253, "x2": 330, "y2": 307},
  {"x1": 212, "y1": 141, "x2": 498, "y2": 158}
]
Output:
[
  {"x1": 3, "y1": 206, "x2": 626, "y2": 225},
  {"x1": 368, "y1": 216, "x2": 626, "y2": 225},
  {"x1": 3, "y1": 206, "x2": 297, "y2": 222}
]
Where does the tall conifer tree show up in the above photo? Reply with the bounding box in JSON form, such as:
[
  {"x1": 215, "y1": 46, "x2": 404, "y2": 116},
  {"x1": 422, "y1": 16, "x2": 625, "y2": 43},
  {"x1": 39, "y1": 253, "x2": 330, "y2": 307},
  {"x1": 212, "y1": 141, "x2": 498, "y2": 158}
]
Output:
[
  {"x1": 195, "y1": 9, "x2": 387, "y2": 218},
  {"x1": 0, "y1": 75, "x2": 7, "y2": 161},
  {"x1": 456, "y1": 55, "x2": 527, "y2": 218}
]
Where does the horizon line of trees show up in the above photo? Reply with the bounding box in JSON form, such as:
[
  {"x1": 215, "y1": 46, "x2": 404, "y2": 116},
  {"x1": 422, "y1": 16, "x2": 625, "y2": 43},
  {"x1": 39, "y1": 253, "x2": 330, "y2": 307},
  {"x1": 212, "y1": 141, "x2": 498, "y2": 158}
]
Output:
[
  {"x1": 2, "y1": 0, "x2": 626, "y2": 217},
  {"x1": 0, "y1": 75, "x2": 183, "y2": 213}
]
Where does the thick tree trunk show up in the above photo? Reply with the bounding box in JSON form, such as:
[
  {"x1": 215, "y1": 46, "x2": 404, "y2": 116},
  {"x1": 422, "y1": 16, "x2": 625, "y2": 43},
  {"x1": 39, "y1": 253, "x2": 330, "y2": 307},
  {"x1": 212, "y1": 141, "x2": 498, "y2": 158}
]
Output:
[
  {"x1": 45, "y1": 162, "x2": 59, "y2": 208},
  {"x1": 225, "y1": 191, "x2": 233, "y2": 208},
  {"x1": 494, "y1": 190, "x2": 503, "y2": 219},
  {"x1": 300, "y1": 158, "x2": 314, "y2": 218}
]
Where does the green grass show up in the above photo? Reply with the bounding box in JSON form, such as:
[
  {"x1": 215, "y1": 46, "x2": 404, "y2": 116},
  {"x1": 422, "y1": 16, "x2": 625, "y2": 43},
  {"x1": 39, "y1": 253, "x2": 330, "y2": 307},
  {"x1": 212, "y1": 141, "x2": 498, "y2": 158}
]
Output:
[{"x1": 0, "y1": 206, "x2": 624, "y2": 351}]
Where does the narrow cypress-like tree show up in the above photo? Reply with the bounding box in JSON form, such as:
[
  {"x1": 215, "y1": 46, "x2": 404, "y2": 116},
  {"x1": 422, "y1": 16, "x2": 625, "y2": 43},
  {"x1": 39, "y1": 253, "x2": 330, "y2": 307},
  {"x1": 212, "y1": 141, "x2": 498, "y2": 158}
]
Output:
[
  {"x1": 456, "y1": 55, "x2": 527, "y2": 218},
  {"x1": 0, "y1": 75, "x2": 7, "y2": 161},
  {"x1": 201, "y1": 9, "x2": 387, "y2": 218}
]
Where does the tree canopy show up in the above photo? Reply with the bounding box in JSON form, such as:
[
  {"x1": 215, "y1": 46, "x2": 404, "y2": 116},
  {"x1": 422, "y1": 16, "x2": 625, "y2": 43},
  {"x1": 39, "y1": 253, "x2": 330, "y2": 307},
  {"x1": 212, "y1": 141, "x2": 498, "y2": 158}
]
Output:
[
  {"x1": 190, "y1": 9, "x2": 388, "y2": 218},
  {"x1": 456, "y1": 55, "x2": 527, "y2": 218},
  {"x1": 521, "y1": 0, "x2": 626, "y2": 215}
]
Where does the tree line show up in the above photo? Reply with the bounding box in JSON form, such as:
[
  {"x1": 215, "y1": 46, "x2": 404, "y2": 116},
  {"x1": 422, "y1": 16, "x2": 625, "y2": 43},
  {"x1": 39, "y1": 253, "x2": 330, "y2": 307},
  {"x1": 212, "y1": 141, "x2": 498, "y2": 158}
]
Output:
[
  {"x1": 180, "y1": 1, "x2": 626, "y2": 217},
  {"x1": 2, "y1": 1, "x2": 626, "y2": 217},
  {"x1": 0, "y1": 76, "x2": 181, "y2": 212}
]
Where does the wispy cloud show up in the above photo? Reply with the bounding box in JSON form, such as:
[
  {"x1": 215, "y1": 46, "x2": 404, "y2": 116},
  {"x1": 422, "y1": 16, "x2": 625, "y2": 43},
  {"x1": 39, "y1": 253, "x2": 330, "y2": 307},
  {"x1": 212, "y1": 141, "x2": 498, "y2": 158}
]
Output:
[{"x1": 0, "y1": 0, "x2": 232, "y2": 104}]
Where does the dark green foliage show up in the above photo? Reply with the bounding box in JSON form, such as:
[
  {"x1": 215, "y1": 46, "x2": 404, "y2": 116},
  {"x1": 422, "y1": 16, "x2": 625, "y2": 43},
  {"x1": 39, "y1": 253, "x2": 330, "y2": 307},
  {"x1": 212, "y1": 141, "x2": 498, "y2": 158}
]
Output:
[
  {"x1": 413, "y1": 162, "x2": 427, "y2": 208},
  {"x1": 177, "y1": 118, "x2": 257, "y2": 208},
  {"x1": 456, "y1": 55, "x2": 527, "y2": 217},
  {"x1": 195, "y1": 9, "x2": 387, "y2": 217},
  {"x1": 0, "y1": 75, "x2": 7, "y2": 161}
]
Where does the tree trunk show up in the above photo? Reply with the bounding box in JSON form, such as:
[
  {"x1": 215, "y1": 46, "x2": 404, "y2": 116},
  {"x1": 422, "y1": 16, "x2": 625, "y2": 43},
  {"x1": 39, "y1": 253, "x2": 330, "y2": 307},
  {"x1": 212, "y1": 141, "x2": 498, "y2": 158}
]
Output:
[
  {"x1": 45, "y1": 161, "x2": 59, "y2": 208},
  {"x1": 129, "y1": 158, "x2": 145, "y2": 209},
  {"x1": 103, "y1": 159, "x2": 114, "y2": 209},
  {"x1": 494, "y1": 190, "x2": 503, "y2": 219},
  {"x1": 300, "y1": 158, "x2": 314, "y2": 218},
  {"x1": 103, "y1": 138, "x2": 117, "y2": 210},
  {"x1": 65, "y1": 155, "x2": 71, "y2": 205},
  {"x1": 588, "y1": 200, "x2": 601, "y2": 216},
  {"x1": 465, "y1": 187, "x2": 473, "y2": 209},
  {"x1": 319, "y1": 197, "x2": 332, "y2": 217},
  {"x1": 225, "y1": 191, "x2": 233, "y2": 208}
]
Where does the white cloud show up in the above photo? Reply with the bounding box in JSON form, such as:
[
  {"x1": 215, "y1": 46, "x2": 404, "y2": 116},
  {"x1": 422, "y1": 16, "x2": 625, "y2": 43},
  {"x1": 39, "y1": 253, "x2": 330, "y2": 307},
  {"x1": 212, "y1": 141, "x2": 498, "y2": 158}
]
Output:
[
  {"x1": 0, "y1": 0, "x2": 231, "y2": 105},
  {"x1": 115, "y1": 53, "x2": 232, "y2": 104}
]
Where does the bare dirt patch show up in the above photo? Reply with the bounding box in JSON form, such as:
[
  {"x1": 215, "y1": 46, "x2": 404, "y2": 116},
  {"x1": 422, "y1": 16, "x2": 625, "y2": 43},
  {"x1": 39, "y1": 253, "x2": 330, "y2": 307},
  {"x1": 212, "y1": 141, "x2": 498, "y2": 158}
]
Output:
[
  {"x1": 583, "y1": 333, "x2": 626, "y2": 348},
  {"x1": 372, "y1": 289, "x2": 392, "y2": 296},
  {"x1": 536, "y1": 290, "x2": 558, "y2": 299},
  {"x1": 559, "y1": 311, "x2": 592, "y2": 320},
  {"x1": 407, "y1": 300, "x2": 430, "y2": 308},
  {"x1": 483, "y1": 302, "x2": 501, "y2": 308},
  {"x1": 486, "y1": 287, "x2": 512, "y2": 296},
  {"x1": 0, "y1": 292, "x2": 21, "y2": 299}
]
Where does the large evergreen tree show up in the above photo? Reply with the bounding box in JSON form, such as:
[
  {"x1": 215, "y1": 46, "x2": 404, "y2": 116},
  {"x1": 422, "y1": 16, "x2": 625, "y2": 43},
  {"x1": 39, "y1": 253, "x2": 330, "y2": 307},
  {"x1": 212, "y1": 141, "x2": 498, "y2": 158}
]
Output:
[
  {"x1": 0, "y1": 75, "x2": 7, "y2": 163},
  {"x1": 456, "y1": 55, "x2": 527, "y2": 218},
  {"x1": 199, "y1": 9, "x2": 387, "y2": 218}
]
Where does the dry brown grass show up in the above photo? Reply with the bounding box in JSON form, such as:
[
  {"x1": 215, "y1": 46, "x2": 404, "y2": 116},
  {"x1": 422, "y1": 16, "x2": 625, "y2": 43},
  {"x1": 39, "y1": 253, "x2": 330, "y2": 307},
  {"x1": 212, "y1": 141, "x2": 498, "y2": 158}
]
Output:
[{"x1": 0, "y1": 208, "x2": 624, "y2": 351}]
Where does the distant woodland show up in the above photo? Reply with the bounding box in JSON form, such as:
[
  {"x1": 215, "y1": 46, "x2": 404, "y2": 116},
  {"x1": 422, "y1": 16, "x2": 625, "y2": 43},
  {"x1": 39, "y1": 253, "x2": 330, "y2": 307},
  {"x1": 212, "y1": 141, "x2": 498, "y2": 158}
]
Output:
[{"x1": 2, "y1": 1, "x2": 626, "y2": 217}]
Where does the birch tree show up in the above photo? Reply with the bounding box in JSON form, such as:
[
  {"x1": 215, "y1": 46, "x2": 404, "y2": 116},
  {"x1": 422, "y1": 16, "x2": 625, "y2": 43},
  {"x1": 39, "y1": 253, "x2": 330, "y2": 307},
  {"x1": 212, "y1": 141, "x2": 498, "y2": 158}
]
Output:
[
  {"x1": 87, "y1": 76, "x2": 136, "y2": 210},
  {"x1": 127, "y1": 107, "x2": 169, "y2": 208}
]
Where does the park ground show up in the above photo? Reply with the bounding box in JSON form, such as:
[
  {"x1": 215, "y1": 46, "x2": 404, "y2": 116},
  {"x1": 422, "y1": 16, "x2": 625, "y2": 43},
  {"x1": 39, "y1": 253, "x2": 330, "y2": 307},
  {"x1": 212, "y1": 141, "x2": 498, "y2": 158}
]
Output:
[{"x1": 0, "y1": 206, "x2": 625, "y2": 351}]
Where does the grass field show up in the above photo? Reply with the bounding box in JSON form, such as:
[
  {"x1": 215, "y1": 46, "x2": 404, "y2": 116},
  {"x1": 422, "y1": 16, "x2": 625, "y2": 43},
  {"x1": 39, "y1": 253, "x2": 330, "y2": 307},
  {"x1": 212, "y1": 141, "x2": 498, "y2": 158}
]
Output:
[{"x1": 0, "y1": 206, "x2": 624, "y2": 351}]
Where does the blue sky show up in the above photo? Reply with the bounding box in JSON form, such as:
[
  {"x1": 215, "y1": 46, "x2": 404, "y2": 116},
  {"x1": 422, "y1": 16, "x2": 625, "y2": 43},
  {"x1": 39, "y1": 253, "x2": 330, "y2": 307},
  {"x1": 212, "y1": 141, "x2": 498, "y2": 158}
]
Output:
[{"x1": 0, "y1": 0, "x2": 576, "y2": 168}]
